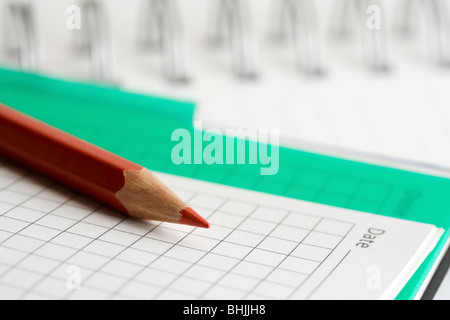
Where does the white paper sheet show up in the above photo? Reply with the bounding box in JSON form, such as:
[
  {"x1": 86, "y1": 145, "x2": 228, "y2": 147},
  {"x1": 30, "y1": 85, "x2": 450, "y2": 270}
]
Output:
[{"x1": 0, "y1": 158, "x2": 442, "y2": 299}]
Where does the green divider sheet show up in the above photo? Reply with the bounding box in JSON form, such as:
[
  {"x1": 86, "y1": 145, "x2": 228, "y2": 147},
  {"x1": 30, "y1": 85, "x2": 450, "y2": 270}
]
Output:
[{"x1": 1, "y1": 68, "x2": 449, "y2": 300}]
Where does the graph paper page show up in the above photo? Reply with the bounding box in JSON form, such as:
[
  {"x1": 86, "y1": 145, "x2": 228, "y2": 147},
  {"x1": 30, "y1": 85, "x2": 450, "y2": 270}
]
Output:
[{"x1": 0, "y1": 158, "x2": 443, "y2": 300}]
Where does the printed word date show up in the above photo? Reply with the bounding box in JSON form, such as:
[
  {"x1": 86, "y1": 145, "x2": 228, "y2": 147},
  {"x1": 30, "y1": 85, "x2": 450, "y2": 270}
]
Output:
[{"x1": 356, "y1": 228, "x2": 385, "y2": 248}]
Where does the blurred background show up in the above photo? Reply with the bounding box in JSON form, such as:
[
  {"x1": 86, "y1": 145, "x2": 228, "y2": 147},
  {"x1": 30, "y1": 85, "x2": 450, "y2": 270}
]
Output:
[{"x1": 1, "y1": 0, "x2": 450, "y2": 168}]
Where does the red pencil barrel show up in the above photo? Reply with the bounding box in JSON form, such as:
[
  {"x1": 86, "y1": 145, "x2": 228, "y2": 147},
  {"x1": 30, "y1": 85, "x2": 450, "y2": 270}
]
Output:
[{"x1": 0, "y1": 104, "x2": 142, "y2": 214}]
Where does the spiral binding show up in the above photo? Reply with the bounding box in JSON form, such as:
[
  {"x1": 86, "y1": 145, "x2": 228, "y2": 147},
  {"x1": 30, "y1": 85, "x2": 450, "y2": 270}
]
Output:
[
  {"x1": 2, "y1": 0, "x2": 38, "y2": 70},
  {"x1": 73, "y1": 0, "x2": 113, "y2": 83},
  {"x1": 331, "y1": 0, "x2": 390, "y2": 71},
  {"x1": 138, "y1": 0, "x2": 190, "y2": 83},
  {"x1": 207, "y1": 0, "x2": 259, "y2": 79},
  {"x1": 397, "y1": 0, "x2": 450, "y2": 66},
  {"x1": 2, "y1": 0, "x2": 449, "y2": 83}
]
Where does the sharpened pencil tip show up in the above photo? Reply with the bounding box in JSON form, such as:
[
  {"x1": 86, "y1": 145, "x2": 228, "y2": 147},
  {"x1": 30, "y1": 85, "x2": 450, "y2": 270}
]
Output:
[{"x1": 179, "y1": 207, "x2": 210, "y2": 228}]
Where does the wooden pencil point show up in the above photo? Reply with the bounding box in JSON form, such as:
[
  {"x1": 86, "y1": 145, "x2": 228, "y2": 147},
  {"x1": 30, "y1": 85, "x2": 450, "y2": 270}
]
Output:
[{"x1": 180, "y1": 206, "x2": 210, "y2": 228}]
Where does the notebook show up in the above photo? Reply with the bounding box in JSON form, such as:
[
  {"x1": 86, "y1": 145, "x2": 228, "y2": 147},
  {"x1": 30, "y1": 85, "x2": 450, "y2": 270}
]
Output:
[{"x1": 0, "y1": 157, "x2": 444, "y2": 300}]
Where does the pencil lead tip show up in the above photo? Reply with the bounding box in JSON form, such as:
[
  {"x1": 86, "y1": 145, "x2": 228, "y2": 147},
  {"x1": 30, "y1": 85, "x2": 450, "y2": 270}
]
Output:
[{"x1": 179, "y1": 206, "x2": 210, "y2": 228}]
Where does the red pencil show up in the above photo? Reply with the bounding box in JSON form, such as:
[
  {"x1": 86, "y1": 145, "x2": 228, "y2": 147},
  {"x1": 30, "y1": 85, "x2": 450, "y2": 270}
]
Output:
[{"x1": 0, "y1": 104, "x2": 209, "y2": 228}]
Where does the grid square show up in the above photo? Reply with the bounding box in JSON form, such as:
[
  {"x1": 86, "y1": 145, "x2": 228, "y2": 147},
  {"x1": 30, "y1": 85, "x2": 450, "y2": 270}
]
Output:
[
  {"x1": 34, "y1": 243, "x2": 77, "y2": 261},
  {"x1": 50, "y1": 263, "x2": 94, "y2": 281},
  {"x1": 244, "y1": 249, "x2": 285, "y2": 267},
  {"x1": 251, "y1": 207, "x2": 289, "y2": 223},
  {"x1": 282, "y1": 213, "x2": 320, "y2": 230},
  {"x1": 151, "y1": 257, "x2": 191, "y2": 274},
  {"x1": 22, "y1": 198, "x2": 60, "y2": 213},
  {"x1": 212, "y1": 242, "x2": 252, "y2": 259},
  {"x1": 115, "y1": 248, "x2": 158, "y2": 266},
  {"x1": 208, "y1": 211, "x2": 246, "y2": 229},
  {"x1": 37, "y1": 214, "x2": 77, "y2": 231},
  {"x1": 0, "y1": 190, "x2": 30, "y2": 205},
  {"x1": 165, "y1": 245, "x2": 205, "y2": 263},
  {"x1": 226, "y1": 230, "x2": 265, "y2": 247},
  {"x1": 198, "y1": 253, "x2": 239, "y2": 272},
  {"x1": 239, "y1": 218, "x2": 276, "y2": 235},
  {"x1": 146, "y1": 226, "x2": 187, "y2": 244},
  {"x1": 204, "y1": 285, "x2": 245, "y2": 299},
  {"x1": 68, "y1": 251, "x2": 110, "y2": 269},
  {"x1": 2, "y1": 234, "x2": 44, "y2": 252},
  {"x1": 19, "y1": 224, "x2": 61, "y2": 242},
  {"x1": 5, "y1": 207, "x2": 46, "y2": 223},
  {"x1": 67, "y1": 222, "x2": 109, "y2": 238},
  {"x1": 257, "y1": 237, "x2": 297, "y2": 254},
  {"x1": 101, "y1": 260, "x2": 142, "y2": 279},
  {"x1": 0, "y1": 230, "x2": 12, "y2": 242},
  {"x1": 1, "y1": 268, "x2": 42, "y2": 289},
  {"x1": 169, "y1": 277, "x2": 211, "y2": 296},
  {"x1": 221, "y1": 200, "x2": 256, "y2": 216},
  {"x1": 33, "y1": 277, "x2": 71, "y2": 298},
  {"x1": 8, "y1": 175, "x2": 49, "y2": 195},
  {"x1": 51, "y1": 232, "x2": 93, "y2": 250},
  {"x1": 85, "y1": 273, "x2": 128, "y2": 292},
  {"x1": 0, "y1": 201, "x2": 14, "y2": 215},
  {"x1": 0, "y1": 176, "x2": 17, "y2": 190},
  {"x1": 18, "y1": 255, "x2": 60, "y2": 274},
  {"x1": 192, "y1": 224, "x2": 232, "y2": 240},
  {"x1": 136, "y1": 267, "x2": 178, "y2": 286},
  {"x1": 84, "y1": 240, "x2": 124, "y2": 258},
  {"x1": 0, "y1": 247, "x2": 28, "y2": 265},
  {"x1": 266, "y1": 269, "x2": 308, "y2": 287},
  {"x1": 120, "y1": 282, "x2": 160, "y2": 299},
  {"x1": 219, "y1": 273, "x2": 260, "y2": 291},
  {"x1": 279, "y1": 257, "x2": 319, "y2": 274},
  {"x1": 52, "y1": 204, "x2": 93, "y2": 221},
  {"x1": 270, "y1": 225, "x2": 309, "y2": 242},
  {"x1": 291, "y1": 244, "x2": 332, "y2": 262},
  {"x1": 114, "y1": 218, "x2": 155, "y2": 236},
  {"x1": 99, "y1": 229, "x2": 141, "y2": 247},
  {"x1": 82, "y1": 209, "x2": 124, "y2": 228},
  {"x1": 184, "y1": 265, "x2": 226, "y2": 283},
  {"x1": 0, "y1": 216, "x2": 29, "y2": 233},
  {"x1": 303, "y1": 231, "x2": 342, "y2": 249},
  {"x1": 178, "y1": 234, "x2": 220, "y2": 252},
  {"x1": 232, "y1": 261, "x2": 273, "y2": 279},
  {"x1": 252, "y1": 281, "x2": 293, "y2": 299},
  {"x1": 315, "y1": 219, "x2": 353, "y2": 236},
  {"x1": 132, "y1": 237, "x2": 172, "y2": 255},
  {"x1": 37, "y1": 185, "x2": 74, "y2": 203},
  {"x1": 188, "y1": 193, "x2": 225, "y2": 210}
]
